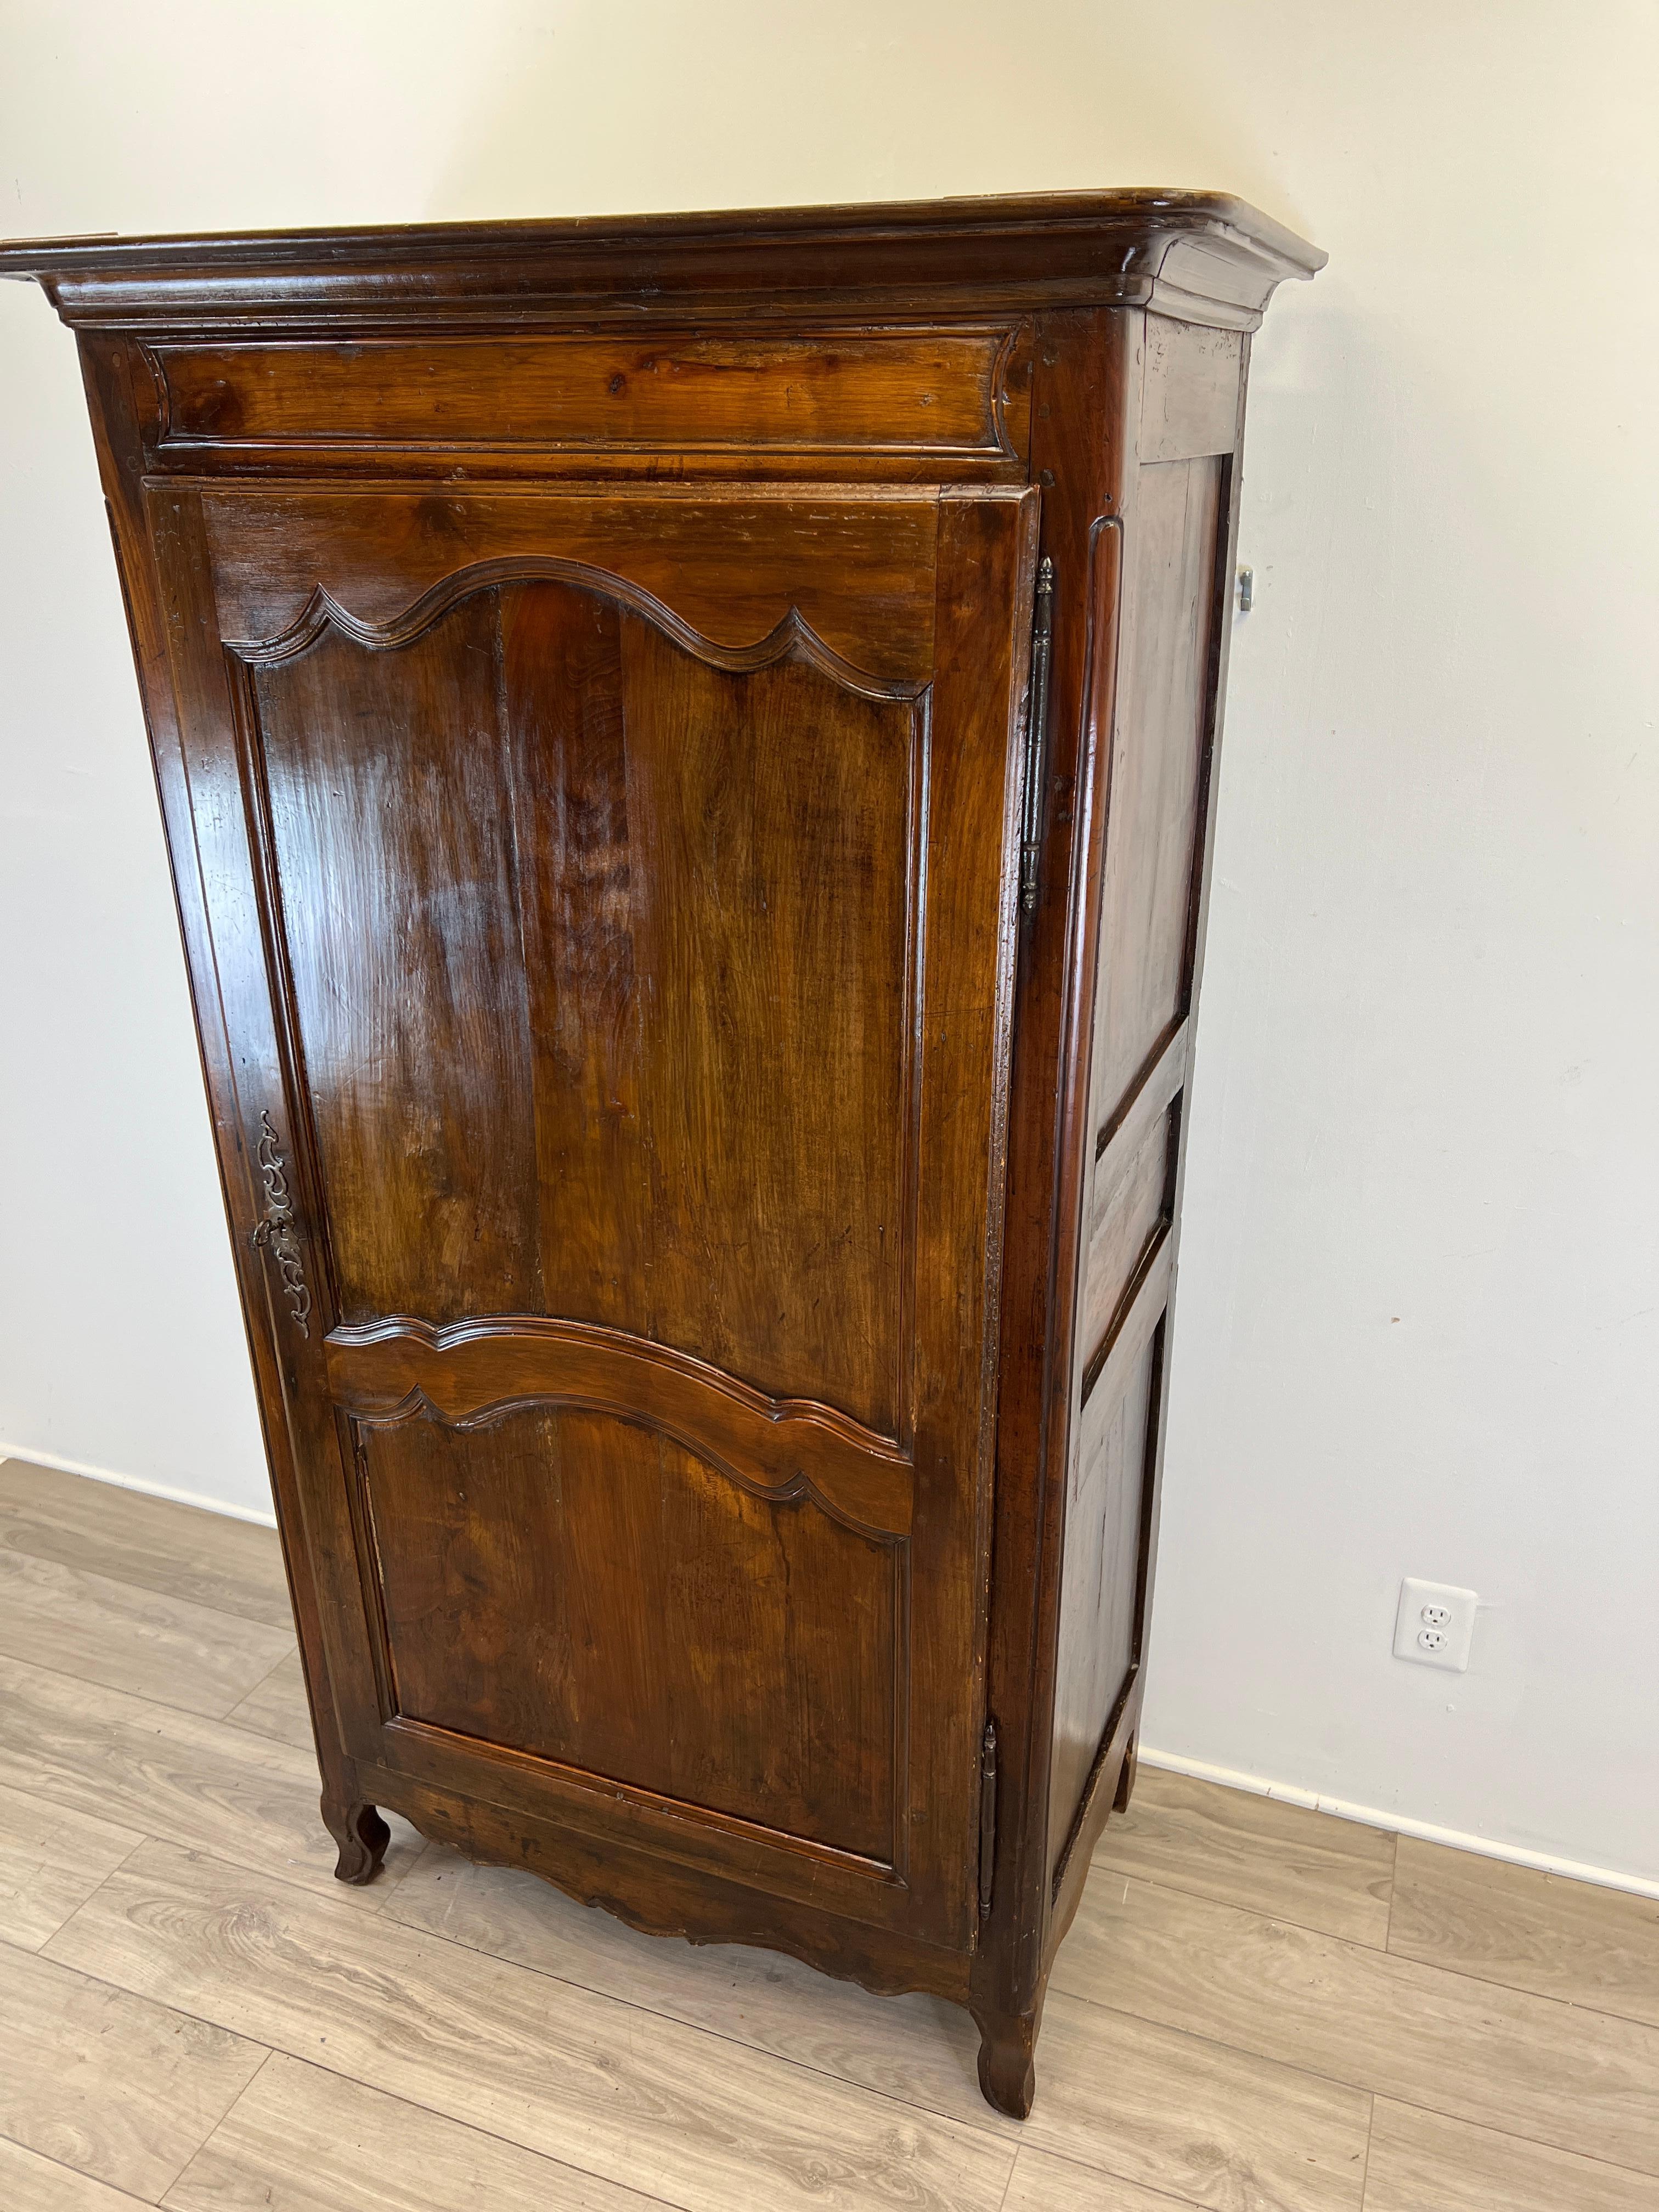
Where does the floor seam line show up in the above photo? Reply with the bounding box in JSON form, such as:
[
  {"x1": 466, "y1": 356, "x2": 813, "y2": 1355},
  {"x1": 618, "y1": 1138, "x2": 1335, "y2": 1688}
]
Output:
[
  {"x1": 0, "y1": 2118, "x2": 159, "y2": 2208},
  {"x1": 1003, "y1": 2133, "x2": 1219, "y2": 2209},
  {"x1": 1369, "y1": 2091, "x2": 1659, "y2": 2187},
  {"x1": 1087, "y1": 1859, "x2": 1395, "y2": 1949},
  {"x1": 0, "y1": 1768, "x2": 148, "y2": 1848},
  {"x1": 0, "y1": 1529, "x2": 294, "y2": 1634},
  {"x1": 1078, "y1": 1874, "x2": 1659, "y2": 2033},
  {"x1": 217, "y1": 1644, "x2": 301, "y2": 1723},
  {"x1": 0, "y1": 1646, "x2": 298, "y2": 1734},
  {"x1": 37, "y1": 1841, "x2": 1014, "y2": 2153},
  {"x1": 20, "y1": 1934, "x2": 697, "y2": 2212},
  {"x1": 1356, "y1": 2089, "x2": 1377, "y2": 2210},
  {"x1": 157, "y1": 2045, "x2": 278, "y2": 2209},
  {"x1": 375, "y1": 1881, "x2": 1015, "y2": 2144}
]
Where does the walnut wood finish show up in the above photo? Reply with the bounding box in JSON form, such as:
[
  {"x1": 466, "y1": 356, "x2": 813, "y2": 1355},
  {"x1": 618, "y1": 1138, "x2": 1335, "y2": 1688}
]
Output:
[{"x1": 0, "y1": 191, "x2": 1322, "y2": 2117}]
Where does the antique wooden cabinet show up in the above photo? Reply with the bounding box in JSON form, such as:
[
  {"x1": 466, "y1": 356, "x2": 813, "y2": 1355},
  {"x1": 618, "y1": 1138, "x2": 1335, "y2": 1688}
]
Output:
[{"x1": 0, "y1": 193, "x2": 1320, "y2": 2115}]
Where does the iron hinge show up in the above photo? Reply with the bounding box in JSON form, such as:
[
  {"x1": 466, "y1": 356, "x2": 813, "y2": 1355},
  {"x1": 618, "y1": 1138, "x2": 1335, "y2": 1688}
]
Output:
[
  {"x1": 978, "y1": 1718, "x2": 999, "y2": 1918},
  {"x1": 1019, "y1": 555, "x2": 1056, "y2": 916}
]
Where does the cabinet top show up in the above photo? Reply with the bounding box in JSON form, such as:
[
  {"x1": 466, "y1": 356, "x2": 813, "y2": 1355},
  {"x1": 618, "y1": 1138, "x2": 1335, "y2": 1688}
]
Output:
[{"x1": 0, "y1": 189, "x2": 1323, "y2": 334}]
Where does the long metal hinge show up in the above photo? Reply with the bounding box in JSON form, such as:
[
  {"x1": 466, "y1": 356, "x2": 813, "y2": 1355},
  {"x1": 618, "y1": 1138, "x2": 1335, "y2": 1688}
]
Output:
[
  {"x1": 978, "y1": 1718, "x2": 999, "y2": 1917},
  {"x1": 1019, "y1": 555, "x2": 1056, "y2": 916}
]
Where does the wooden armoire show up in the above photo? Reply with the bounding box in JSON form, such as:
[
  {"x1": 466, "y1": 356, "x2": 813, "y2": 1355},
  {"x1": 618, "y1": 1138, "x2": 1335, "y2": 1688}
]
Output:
[{"x1": 0, "y1": 193, "x2": 1321, "y2": 2116}]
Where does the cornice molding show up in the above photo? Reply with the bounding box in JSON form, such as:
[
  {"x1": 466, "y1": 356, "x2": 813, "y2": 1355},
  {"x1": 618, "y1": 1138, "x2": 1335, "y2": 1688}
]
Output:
[{"x1": 0, "y1": 191, "x2": 1324, "y2": 333}]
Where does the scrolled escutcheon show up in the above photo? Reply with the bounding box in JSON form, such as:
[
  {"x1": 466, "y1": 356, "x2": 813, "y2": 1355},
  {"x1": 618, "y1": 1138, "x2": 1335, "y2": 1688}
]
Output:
[{"x1": 250, "y1": 1109, "x2": 312, "y2": 1336}]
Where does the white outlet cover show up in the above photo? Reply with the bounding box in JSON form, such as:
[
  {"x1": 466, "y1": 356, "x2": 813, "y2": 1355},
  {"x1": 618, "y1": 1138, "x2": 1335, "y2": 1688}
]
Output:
[{"x1": 1393, "y1": 1578, "x2": 1479, "y2": 1672}]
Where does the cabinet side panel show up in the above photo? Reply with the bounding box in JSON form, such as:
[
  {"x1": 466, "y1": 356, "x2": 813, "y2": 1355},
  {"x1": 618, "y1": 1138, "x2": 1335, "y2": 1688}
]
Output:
[
  {"x1": 1045, "y1": 1327, "x2": 1159, "y2": 1870},
  {"x1": 1044, "y1": 320, "x2": 1244, "y2": 1910},
  {"x1": 1088, "y1": 454, "x2": 1225, "y2": 1127}
]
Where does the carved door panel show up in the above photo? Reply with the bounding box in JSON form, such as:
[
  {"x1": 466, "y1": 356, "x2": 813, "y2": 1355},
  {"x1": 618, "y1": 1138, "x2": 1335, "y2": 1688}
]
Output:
[{"x1": 151, "y1": 482, "x2": 1037, "y2": 1944}]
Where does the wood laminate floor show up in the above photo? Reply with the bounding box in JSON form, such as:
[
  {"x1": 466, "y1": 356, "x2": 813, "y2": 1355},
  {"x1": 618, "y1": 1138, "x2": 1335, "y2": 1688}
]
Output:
[{"x1": 1, "y1": 1455, "x2": 1655, "y2": 2211}]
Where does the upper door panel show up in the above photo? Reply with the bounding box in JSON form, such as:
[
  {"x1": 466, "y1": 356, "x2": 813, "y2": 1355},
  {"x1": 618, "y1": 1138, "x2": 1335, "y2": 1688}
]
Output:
[
  {"x1": 246, "y1": 565, "x2": 919, "y2": 1435},
  {"x1": 217, "y1": 487, "x2": 940, "y2": 1438}
]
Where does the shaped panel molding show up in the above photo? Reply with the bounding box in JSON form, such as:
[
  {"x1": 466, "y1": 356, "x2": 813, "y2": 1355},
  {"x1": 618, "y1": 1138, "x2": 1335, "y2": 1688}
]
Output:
[
  {"x1": 328, "y1": 1314, "x2": 915, "y2": 1540},
  {"x1": 198, "y1": 484, "x2": 941, "y2": 686}
]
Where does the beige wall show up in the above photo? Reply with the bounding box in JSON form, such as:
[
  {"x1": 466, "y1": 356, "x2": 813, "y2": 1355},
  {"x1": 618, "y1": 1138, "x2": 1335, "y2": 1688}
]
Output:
[{"x1": 1, "y1": 2, "x2": 1654, "y2": 1882}]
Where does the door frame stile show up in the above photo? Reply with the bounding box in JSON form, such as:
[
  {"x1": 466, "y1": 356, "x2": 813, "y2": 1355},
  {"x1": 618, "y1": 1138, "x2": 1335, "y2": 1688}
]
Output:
[{"x1": 73, "y1": 333, "x2": 374, "y2": 1809}]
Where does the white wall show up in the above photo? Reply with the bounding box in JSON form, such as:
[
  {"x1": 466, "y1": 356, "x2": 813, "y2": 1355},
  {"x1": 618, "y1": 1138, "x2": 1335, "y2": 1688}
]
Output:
[{"x1": 1, "y1": 3, "x2": 1654, "y2": 1878}]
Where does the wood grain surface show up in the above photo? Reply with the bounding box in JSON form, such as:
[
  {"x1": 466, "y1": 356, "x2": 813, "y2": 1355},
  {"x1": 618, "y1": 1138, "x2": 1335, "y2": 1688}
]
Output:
[
  {"x1": 1, "y1": 1944, "x2": 264, "y2": 2199},
  {"x1": 1092, "y1": 1766, "x2": 1396, "y2": 1945},
  {"x1": 0, "y1": 1462, "x2": 290, "y2": 1629},
  {"x1": 0, "y1": 1549, "x2": 292, "y2": 1719},
  {"x1": 160, "y1": 2054, "x2": 668, "y2": 2212},
  {"x1": 0, "y1": 1652, "x2": 422, "y2": 1909},
  {"x1": 1389, "y1": 1832, "x2": 1659, "y2": 2025},
  {"x1": 44, "y1": 1839, "x2": 1017, "y2": 2212},
  {"x1": 1363, "y1": 2100, "x2": 1659, "y2": 2212},
  {"x1": 1003, "y1": 2144, "x2": 1222, "y2": 2212},
  {"x1": 0, "y1": 2135, "x2": 157, "y2": 2211},
  {"x1": 0, "y1": 1779, "x2": 142, "y2": 1951},
  {"x1": 222, "y1": 1653, "x2": 313, "y2": 1753},
  {"x1": 1056, "y1": 1868, "x2": 1659, "y2": 2174}
]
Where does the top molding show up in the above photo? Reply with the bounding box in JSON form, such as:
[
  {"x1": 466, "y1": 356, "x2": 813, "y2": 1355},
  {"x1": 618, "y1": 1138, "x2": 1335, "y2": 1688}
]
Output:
[{"x1": 0, "y1": 190, "x2": 1324, "y2": 334}]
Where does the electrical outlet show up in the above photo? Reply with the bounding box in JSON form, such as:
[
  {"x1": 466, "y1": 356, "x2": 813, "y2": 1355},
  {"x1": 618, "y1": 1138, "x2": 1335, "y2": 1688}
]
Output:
[{"x1": 1393, "y1": 1578, "x2": 1477, "y2": 1672}]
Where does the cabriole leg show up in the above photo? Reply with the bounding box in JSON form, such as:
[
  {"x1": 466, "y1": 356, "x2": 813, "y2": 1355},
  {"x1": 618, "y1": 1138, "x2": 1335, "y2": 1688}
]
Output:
[
  {"x1": 972, "y1": 2002, "x2": 1040, "y2": 2119},
  {"x1": 1114, "y1": 1730, "x2": 1139, "y2": 1814},
  {"x1": 322, "y1": 1794, "x2": 391, "y2": 1886}
]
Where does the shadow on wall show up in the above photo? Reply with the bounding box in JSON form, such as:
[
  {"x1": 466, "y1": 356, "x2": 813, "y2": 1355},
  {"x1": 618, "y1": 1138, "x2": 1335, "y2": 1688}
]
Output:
[
  {"x1": 1148, "y1": 275, "x2": 1659, "y2": 1878},
  {"x1": 427, "y1": 0, "x2": 1293, "y2": 230}
]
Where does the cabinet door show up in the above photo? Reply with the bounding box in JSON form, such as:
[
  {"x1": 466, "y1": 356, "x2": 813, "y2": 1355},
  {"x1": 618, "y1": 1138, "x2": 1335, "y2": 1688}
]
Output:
[{"x1": 151, "y1": 482, "x2": 1036, "y2": 1946}]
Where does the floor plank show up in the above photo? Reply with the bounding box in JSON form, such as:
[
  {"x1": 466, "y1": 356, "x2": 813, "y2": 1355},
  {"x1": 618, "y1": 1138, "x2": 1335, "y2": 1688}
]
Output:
[
  {"x1": 0, "y1": 1654, "x2": 422, "y2": 1911},
  {"x1": 1096, "y1": 1769, "x2": 1396, "y2": 1946},
  {"x1": 1005, "y1": 2143, "x2": 1211, "y2": 2212},
  {"x1": 44, "y1": 1839, "x2": 1017, "y2": 2212},
  {"x1": 385, "y1": 1837, "x2": 1372, "y2": 2208},
  {"x1": 1389, "y1": 1834, "x2": 1659, "y2": 2027},
  {"x1": 1055, "y1": 1867, "x2": 1659, "y2": 2176},
  {"x1": 1021, "y1": 1995, "x2": 1369, "y2": 2212},
  {"x1": 0, "y1": 1940, "x2": 268, "y2": 2202},
  {"x1": 1364, "y1": 2099, "x2": 1659, "y2": 2212},
  {"x1": 0, "y1": 1460, "x2": 292, "y2": 1630},
  {"x1": 0, "y1": 2135, "x2": 156, "y2": 2212},
  {"x1": 162, "y1": 2052, "x2": 671, "y2": 2212},
  {"x1": 0, "y1": 1548, "x2": 293, "y2": 1720},
  {"x1": 0, "y1": 1777, "x2": 144, "y2": 1951},
  {"x1": 383, "y1": 1839, "x2": 1011, "y2": 2137},
  {"x1": 222, "y1": 1652, "x2": 313, "y2": 1753}
]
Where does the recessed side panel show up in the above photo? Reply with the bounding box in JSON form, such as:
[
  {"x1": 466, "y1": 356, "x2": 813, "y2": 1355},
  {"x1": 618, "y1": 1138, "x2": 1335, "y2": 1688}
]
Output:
[
  {"x1": 1138, "y1": 318, "x2": 1244, "y2": 464},
  {"x1": 357, "y1": 1406, "x2": 902, "y2": 1867},
  {"x1": 1089, "y1": 454, "x2": 1225, "y2": 1127},
  {"x1": 1080, "y1": 1101, "x2": 1175, "y2": 1359},
  {"x1": 1045, "y1": 1325, "x2": 1160, "y2": 1883}
]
